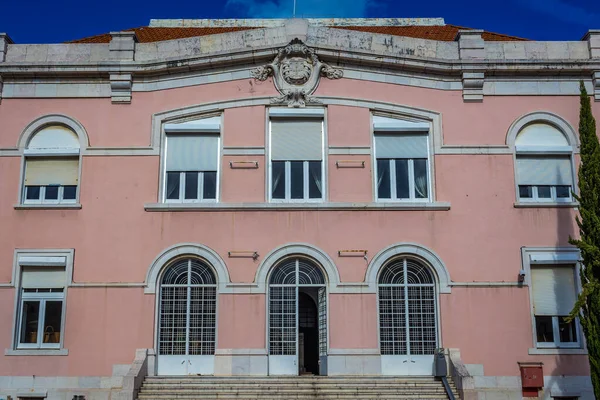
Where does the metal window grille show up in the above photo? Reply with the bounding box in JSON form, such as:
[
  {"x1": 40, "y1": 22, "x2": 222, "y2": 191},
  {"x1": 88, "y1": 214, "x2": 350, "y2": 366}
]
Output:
[
  {"x1": 269, "y1": 257, "x2": 326, "y2": 356},
  {"x1": 378, "y1": 258, "x2": 437, "y2": 355},
  {"x1": 159, "y1": 258, "x2": 217, "y2": 356},
  {"x1": 318, "y1": 287, "x2": 327, "y2": 356}
]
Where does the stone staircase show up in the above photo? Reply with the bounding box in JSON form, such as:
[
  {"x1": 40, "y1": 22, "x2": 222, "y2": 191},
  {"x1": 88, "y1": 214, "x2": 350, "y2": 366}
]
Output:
[{"x1": 137, "y1": 376, "x2": 459, "y2": 399}]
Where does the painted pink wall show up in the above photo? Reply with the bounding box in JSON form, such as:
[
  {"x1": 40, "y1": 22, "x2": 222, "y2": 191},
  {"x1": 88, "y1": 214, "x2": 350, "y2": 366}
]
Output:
[
  {"x1": 0, "y1": 288, "x2": 155, "y2": 376},
  {"x1": 441, "y1": 288, "x2": 590, "y2": 377},
  {"x1": 217, "y1": 294, "x2": 266, "y2": 349},
  {"x1": 1, "y1": 78, "x2": 598, "y2": 377},
  {"x1": 329, "y1": 294, "x2": 378, "y2": 349},
  {"x1": 222, "y1": 107, "x2": 265, "y2": 147}
]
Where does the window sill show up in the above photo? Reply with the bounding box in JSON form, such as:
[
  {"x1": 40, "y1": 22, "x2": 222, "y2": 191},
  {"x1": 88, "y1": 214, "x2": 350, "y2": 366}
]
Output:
[
  {"x1": 14, "y1": 203, "x2": 82, "y2": 210},
  {"x1": 5, "y1": 348, "x2": 68, "y2": 356},
  {"x1": 528, "y1": 348, "x2": 587, "y2": 355},
  {"x1": 144, "y1": 202, "x2": 451, "y2": 212},
  {"x1": 514, "y1": 202, "x2": 578, "y2": 209}
]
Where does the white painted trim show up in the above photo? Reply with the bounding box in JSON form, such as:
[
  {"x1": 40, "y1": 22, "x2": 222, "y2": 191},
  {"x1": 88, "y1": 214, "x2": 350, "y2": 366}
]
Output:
[
  {"x1": 528, "y1": 348, "x2": 587, "y2": 355},
  {"x1": 14, "y1": 203, "x2": 82, "y2": 210},
  {"x1": 17, "y1": 392, "x2": 48, "y2": 398},
  {"x1": 24, "y1": 148, "x2": 80, "y2": 156},
  {"x1": 17, "y1": 114, "x2": 90, "y2": 150},
  {"x1": 521, "y1": 247, "x2": 584, "y2": 351},
  {"x1": 18, "y1": 256, "x2": 67, "y2": 267},
  {"x1": 365, "y1": 243, "x2": 452, "y2": 294},
  {"x1": 145, "y1": 202, "x2": 451, "y2": 212},
  {"x1": 215, "y1": 348, "x2": 268, "y2": 355},
  {"x1": 254, "y1": 244, "x2": 341, "y2": 294},
  {"x1": 268, "y1": 107, "x2": 325, "y2": 117},
  {"x1": 506, "y1": 112, "x2": 579, "y2": 149},
  {"x1": 10, "y1": 249, "x2": 74, "y2": 353},
  {"x1": 5, "y1": 349, "x2": 68, "y2": 356},
  {"x1": 145, "y1": 243, "x2": 230, "y2": 294},
  {"x1": 327, "y1": 348, "x2": 380, "y2": 355}
]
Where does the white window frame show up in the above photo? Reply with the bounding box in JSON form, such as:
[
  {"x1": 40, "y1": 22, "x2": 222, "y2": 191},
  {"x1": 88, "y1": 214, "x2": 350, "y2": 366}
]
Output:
[
  {"x1": 161, "y1": 117, "x2": 222, "y2": 204},
  {"x1": 522, "y1": 248, "x2": 583, "y2": 351},
  {"x1": 164, "y1": 171, "x2": 218, "y2": 204},
  {"x1": 374, "y1": 158, "x2": 431, "y2": 202},
  {"x1": 7, "y1": 249, "x2": 74, "y2": 355},
  {"x1": 23, "y1": 184, "x2": 78, "y2": 205},
  {"x1": 16, "y1": 290, "x2": 64, "y2": 350},
  {"x1": 517, "y1": 184, "x2": 573, "y2": 203},
  {"x1": 267, "y1": 110, "x2": 326, "y2": 203}
]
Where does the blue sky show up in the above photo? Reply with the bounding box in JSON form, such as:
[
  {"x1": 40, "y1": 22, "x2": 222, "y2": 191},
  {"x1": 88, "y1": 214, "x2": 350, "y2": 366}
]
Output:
[{"x1": 0, "y1": 0, "x2": 598, "y2": 43}]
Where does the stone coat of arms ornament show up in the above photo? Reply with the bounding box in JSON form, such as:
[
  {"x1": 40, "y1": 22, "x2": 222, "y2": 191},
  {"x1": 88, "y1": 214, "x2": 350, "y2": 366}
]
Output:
[{"x1": 251, "y1": 39, "x2": 343, "y2": 107}]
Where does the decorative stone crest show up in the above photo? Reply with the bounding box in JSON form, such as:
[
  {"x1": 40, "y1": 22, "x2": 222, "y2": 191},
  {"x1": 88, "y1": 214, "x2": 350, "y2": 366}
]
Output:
[{"x1": 251, "y1": 39, "x2": 343, "y2": 107}]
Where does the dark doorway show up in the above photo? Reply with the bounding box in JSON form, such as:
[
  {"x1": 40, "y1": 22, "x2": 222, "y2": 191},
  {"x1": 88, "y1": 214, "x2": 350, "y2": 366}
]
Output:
[{"x1": 298, "y1": 290, "x2": 319, "y2": 375}]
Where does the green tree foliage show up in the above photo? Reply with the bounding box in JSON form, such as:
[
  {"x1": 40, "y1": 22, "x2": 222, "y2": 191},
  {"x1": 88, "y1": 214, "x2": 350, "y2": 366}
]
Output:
[{"x1": 569, "y1": 81, "x2": 600, "y2": 397}]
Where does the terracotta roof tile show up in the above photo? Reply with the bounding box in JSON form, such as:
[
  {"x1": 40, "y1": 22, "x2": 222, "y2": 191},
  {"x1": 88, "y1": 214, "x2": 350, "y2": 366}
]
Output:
[{"x1": 67, "y1": 24, "x2": 528, "y2": 44}]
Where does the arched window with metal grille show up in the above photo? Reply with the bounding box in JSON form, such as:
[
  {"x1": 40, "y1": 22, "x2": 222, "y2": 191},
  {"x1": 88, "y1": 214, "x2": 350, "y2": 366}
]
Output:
[
  {"x1": 378, "y1": 258, "x2": 437, "y2": 357},
  {"x1": 159, "y1": 258, "x2": 217, "y2": 359}
]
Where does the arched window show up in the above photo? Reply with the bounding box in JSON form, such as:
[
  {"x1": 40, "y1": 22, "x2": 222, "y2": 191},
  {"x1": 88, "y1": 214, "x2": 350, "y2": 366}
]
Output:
[
  {"x1": 22, "y1": 125, "x2": 81, "y2": 205},
  {"x1": 378, "y1": 258, "x2": 437, "y2": 357},
  {"x1": 513, "y1": 121, "x2": 575, "y2": 203},
  {"x1": 158, "y1": 258, "x2": 216, "y2": 359}
]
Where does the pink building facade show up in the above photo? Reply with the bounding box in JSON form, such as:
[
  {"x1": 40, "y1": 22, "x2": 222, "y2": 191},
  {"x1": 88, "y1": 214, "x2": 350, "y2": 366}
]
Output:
[{"x1": 0, "y1": 18, "x2": 599, "y2": 400}]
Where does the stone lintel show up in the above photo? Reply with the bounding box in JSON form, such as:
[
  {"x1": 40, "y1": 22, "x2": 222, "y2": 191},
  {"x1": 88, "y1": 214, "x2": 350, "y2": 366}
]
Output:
[
  {"x1": 109, "y1": 31, "x2": 138, "y2": 61},
  {"x1": 462, "y1": 71, "x2": 484, "y2": 102},
  {"x1": 583, "y1": 30, "x2": 600, "y2": 59},
  {"x1": 110, "y1": 73, "x2": 133, "y2": 104}
]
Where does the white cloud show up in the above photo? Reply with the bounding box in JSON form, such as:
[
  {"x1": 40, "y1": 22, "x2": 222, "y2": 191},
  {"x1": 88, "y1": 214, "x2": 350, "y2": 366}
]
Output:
[
  {"x1": 517, "y1": 0, "x2": 599, "y2": 26},
  {"x1": 225, "y1": 0, "x2": 383, "y2": 18}
]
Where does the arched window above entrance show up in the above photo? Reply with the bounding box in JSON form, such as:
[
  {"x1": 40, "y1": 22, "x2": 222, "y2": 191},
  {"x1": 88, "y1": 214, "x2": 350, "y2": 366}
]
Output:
[
  {"x1": 269, "y1": 257, "x2": 325, "y2": 285},
  {"x1": 379, "y1": 258, "x2": 434, "y2": 285},
  {"x1": 161, "y1": 258, "x2": 216, "y2": 285}
]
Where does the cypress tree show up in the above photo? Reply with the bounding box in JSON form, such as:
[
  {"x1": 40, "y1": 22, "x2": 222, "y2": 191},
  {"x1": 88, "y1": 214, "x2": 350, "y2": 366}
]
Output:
[{"x1": 569, "y1": 81, "x2": 600, "y2": 397}]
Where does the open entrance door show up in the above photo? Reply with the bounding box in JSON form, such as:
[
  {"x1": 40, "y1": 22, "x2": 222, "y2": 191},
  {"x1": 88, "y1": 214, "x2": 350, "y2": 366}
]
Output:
[{"x1": 268, "y1": 257, "x2": 327, "y2": 376}]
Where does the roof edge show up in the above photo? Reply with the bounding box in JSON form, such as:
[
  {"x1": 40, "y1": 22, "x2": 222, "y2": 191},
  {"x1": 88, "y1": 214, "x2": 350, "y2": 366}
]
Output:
[{"x1": 149, "y1": 17, "x2": 446, "y2": 28}]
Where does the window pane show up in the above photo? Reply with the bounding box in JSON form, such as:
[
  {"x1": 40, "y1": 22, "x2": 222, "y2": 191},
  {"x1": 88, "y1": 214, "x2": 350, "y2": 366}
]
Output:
[
  {"x1": 308, "y1": 161, "x2": 322, "y2": 199},
  {"x1": 538, "y1": 186, "x2": 552, "y2": 199},
  {"x1": 63, "y1": 186, "x2": 77, "y2": 200},
  {"x1": 519, "y1": 185, "x2": 533, "y2": 199},
  {"x1": 414, "y1": 159, "x2": 428, "y2": 199},
  {"x1": 556, "y1": 186, "x2": 571, "y2": 199},
  {"x1": 203, "y1": 172, "x2": 217, "y2": 199},
  {"x1": 377, "y1": 159, "x2": 391, "y2": 199},
  {"x1": 45, "y1": 185, "x2": 59, "y2": 200},
  {"x1": 272, "y1": 161, "x2": 286, "y2": 199},
  {"x1": 559, "y1": 317, "x2": 577, "y2": 343},
  {"x1": 166, "y1": 172, "x2": 180, "y2": 200},
  {"x1": 184, "y1": 172, "x2": 199, "y2": 200},
  {"x1": 25, "y1": 186, "x2": 41, "y2": 200},
  {"x1": 43, "y1": 301, "x2": 63, "y2": 344},
  {"x1": 290, "y1": 161, "x2": 304, "y2": 199},
  {"x1": 535, "y1": 316, "x2": 554, "y2": 343},
  {"x1": 394, "y1": 159, "x2": 410, "y2": 199},
  {"x1": 20, "y1": 300, "x2": 40, "y2": 344}
]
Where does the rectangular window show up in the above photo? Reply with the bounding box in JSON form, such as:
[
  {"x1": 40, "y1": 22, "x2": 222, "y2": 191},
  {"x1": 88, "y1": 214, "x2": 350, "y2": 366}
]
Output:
[
  {"x1": 374, "y1": 134, "x2": 429, "y2": 201},
  {"x1": 516, "y1": 156, "x2": 573, "y2": 202},
  {"x1": 531, "y1": 265, "x2": 580, "y2": 348},
  {"x1": 270, "y1": 118, "x2": 323, "y2": 201},
  {"x1": 164, "y1": 134, "x2": 219, "y2": 202},
  {"x1": 17, "y1": 266, "x2": 66, "y2": 350},
  {"x1": 23, "y1": 158, "x2": 79, "y2": 204}
]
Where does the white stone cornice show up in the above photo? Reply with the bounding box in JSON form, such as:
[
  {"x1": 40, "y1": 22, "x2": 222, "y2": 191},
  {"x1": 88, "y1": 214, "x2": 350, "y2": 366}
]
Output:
[
  {"x1": 584, "y1": 30, "x2": 600, "y2": 59},
  {"x1": 593, "y1": 71, "x2": 600, "y2": 101},
  {"x1": 110, "y1": 73, "x2": 132, "y2": 103}
]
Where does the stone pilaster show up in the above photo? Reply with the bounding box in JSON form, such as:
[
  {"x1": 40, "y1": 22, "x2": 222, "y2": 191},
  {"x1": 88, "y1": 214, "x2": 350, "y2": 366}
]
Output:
[
  {"x1": 455, "y1": 30, "x2": 485, "y2": 102},
  {"x1": 593, "y1": 71, "x2": 600, "y2": 102},
  {"x1": 109, "y1": 31, "x2": 137, "y2": 61},
  {"x1": 583, "y1": 29, "x2": 600, "y2": 59},
  {"x1": 109, "y1": 32, "x2": 136, "y2": 104},
  {"x1": 0, "y1": 33, "x2": 13, "y2": 105},
  {"x1": 110, "y1": 73, "x2": 133, "y2": 104}
]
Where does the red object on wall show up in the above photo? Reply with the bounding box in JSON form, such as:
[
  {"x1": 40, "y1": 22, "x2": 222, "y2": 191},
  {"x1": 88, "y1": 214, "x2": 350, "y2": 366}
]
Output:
[{"x1": 519, "y1": 362, "x2": 544, "y2": 397}]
